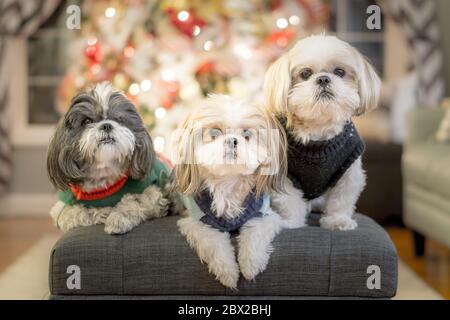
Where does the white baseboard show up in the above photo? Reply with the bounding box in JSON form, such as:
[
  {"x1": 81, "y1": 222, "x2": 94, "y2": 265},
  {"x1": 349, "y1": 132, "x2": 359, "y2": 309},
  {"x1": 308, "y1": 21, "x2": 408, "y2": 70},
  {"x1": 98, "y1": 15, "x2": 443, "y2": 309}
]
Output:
[{"x1": 0, "y1": 193, "x2": 57, "y2": 217}]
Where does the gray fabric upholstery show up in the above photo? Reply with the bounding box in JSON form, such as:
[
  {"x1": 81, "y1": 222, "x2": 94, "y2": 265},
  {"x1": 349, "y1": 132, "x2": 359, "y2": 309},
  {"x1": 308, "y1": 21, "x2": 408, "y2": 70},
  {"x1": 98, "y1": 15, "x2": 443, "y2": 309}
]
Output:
[{"x1": 49, "y1": 213, "x2": 397, "y2": 298}]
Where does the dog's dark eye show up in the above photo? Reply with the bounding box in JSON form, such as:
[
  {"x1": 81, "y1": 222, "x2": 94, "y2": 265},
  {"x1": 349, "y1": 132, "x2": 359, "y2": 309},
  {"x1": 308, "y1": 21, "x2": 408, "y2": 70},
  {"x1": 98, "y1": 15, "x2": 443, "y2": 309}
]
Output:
[
  {"x1": 82, "y1": 118, "x2": 92, "y2": 127},
  {"x1": 210, "y1": 128, "x2": 222, "y2": 140},
  {"x1": 116, "y1": 116, "x2": 124, "y2": 125},
  {"x1": 242, "y1": 129, "x2": 253, "y2": 141},
  {"x1": 300, "y1": 68, "x2": 313, "y2": 80},
  {"x1": 334, "y1": 68, "x2": 346, "y2": 78}
]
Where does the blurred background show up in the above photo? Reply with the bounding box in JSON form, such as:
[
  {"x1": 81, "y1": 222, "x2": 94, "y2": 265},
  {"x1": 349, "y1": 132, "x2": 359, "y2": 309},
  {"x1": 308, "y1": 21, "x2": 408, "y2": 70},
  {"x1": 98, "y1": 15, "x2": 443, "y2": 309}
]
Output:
[{"x1": 0, "y1": 0, "x2": 448, "y2": 299}]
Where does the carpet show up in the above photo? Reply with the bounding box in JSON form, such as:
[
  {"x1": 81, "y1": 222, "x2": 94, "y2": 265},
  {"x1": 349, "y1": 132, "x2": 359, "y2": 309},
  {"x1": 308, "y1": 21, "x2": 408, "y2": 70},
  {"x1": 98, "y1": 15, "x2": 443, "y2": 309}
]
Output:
[{"x1": 0, "y1": 234, "x2": 444, "y2": 300}]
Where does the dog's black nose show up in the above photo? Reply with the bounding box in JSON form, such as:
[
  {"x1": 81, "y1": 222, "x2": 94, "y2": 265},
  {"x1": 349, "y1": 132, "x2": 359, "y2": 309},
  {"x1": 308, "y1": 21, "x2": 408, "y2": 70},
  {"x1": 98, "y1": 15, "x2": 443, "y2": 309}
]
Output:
[
  {"x1": 317, "y1": 75, "x2": 331, "y2": 87},
  {"x1": 226, "y1": 137, "x2": 238, "y2": 148},
  {"x1": 101, "y1": 123, "x2": 113, "y2": 133}
]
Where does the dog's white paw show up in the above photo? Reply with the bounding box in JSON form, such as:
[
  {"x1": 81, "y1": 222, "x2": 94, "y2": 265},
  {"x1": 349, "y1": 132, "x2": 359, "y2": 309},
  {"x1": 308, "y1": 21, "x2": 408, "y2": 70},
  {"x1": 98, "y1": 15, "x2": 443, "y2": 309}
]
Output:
[
  {"x1": 56, "y1": 205, "x2": 94, "y2": 232},
  {"x1": 238, "y1": 236, "x2": 274, "y2": 281},
  {"x1": 239, "y1": 253, "x2": 268, "y2": 281},
  {"x1": 320, "y1": 215, "x2": 357, "y2": 231},
  {"x1": 141, "y1": 185, "x2": 170, "y2": 218},
  {"x1": 93, "y1": 208, "x2": 111, "y2": 224},
  {"x1": 238, "y1": 213, "x2": 282, "y2": 281},
  {"x1": 213, "y1": 260, "x2": 240, "y2": 289},
  {"x1": 155, "y1": 196, "x2": 170, "y2": 216},
  {"x1": 57, "y1": 215, "x2": 78, "y2": 233},
  {"x1": 177, "y1": 217, "x2": 240, "y2": 289},
  {"x1": 104, "y1": 211, "x2": 134, "y2": 235}
]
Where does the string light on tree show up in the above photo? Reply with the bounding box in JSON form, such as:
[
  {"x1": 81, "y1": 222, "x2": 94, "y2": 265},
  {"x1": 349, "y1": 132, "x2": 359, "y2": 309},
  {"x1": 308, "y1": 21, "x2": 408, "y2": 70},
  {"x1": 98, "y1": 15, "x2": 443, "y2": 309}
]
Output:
[
  {"x1": 140, "y1": 79, "x2": 152, "y2": 92},
  {"x1": 289, "y1": 15, "x2": 300, "y2": 25},
  {"x1": 192, "y1": 25, "x2": 201, "y2": 36},
  {"x1": 276, "y1": 17, "x2": 288, "y2": 29},
  {"x1": 180, "y1": 82, "x2": 200, "y2": 100},
  {"x1": 154, "y1": 107, "x2": 167, "y2": 119},
  {"x1": 87, "y1": 37, "x2": 97, "y2": 46},
  {"x1": 129, "y1": 83, "x2": 140, "y2": 96},
  {"x1": 105, "y1": 7, "x2": 116, "y2": 18},
  {"x1": 161, "y1": 69, "x2": 175, "y2": 81},
  {"x1": 203, "y1": 40, "x2": 213, "y2": 51},
  {"x1": 154, "y1": 136, "x2": 165, "y2": 153},
  {"x1": 177, "y1": 10, "x2": 190, "y2": 22},
  {"x1": 233, "y1": 43, "x2": 252, "y2": 60}
]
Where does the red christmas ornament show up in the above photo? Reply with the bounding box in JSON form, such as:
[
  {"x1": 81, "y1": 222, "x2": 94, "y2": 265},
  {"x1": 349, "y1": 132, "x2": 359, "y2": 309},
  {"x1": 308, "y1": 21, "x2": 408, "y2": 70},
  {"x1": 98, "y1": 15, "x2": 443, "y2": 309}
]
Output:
[
  {"x1": 165, "y1": 8, "x2": 206, "y2": 38},
  {"x1": 195, "y1": 61, "x2": 215, "y2": 76},
  {"x1": 160, "y1": 81, "x2": 180, "y2": 109},
  {"x1": 85, "y1": 42, "x2": 103, "y2": 64},
  {"x1": 266, "y1": 29, "x2": 296, "y2": 48}
]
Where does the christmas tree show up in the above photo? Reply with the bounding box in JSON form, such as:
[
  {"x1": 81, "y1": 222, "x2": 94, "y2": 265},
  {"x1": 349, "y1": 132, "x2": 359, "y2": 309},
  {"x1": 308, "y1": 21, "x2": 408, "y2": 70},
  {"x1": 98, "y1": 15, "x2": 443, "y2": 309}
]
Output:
[{"x1": 58, "y1": 0, "x2": 329, "y2": 155}]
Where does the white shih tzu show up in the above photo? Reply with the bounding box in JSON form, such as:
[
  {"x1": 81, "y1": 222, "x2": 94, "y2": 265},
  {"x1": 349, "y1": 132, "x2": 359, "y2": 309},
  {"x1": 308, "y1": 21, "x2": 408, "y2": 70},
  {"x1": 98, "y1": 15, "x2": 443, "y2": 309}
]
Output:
[
  {"x1": 174, "y1": 94, "x2": 287, "y2": 288},
  {"x1": 47, "y1": 82, "x2": 171, "y2": 234},
  {"x1": 263, "y1": 35, "x2": 381, "y2": 231}
]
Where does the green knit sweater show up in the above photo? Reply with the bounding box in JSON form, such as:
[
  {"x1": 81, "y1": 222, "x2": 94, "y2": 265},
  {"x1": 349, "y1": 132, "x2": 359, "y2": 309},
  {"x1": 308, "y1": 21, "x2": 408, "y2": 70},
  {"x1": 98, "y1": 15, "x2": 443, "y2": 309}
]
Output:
[{"x1": 58, "y1": 158, "x2": 169, "y2": 208}]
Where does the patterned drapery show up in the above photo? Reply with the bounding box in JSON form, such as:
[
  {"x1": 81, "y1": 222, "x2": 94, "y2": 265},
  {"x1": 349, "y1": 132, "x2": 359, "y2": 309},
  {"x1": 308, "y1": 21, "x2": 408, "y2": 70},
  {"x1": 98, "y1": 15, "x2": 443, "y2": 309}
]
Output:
[
  {"x1": 0, "y1": 0, "x2": 60, "y2": 193},
  {"x1": 380, "y1": 0, "x2": 445, "y2": 107}
]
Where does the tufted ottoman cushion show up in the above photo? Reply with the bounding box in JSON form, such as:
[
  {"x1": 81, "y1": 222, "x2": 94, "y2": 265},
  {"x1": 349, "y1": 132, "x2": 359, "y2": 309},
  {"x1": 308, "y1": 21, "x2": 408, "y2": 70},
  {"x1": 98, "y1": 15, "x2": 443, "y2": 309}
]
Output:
[{"x1": 49, "y1": 213, "x2": 397, "y2": 299}]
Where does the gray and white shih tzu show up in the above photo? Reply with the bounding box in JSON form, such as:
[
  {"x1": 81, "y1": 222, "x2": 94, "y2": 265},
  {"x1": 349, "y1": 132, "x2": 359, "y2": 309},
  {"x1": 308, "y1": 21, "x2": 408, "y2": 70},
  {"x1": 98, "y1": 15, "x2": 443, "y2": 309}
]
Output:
[
  {"x1": 47, "y1": 82, "x2": 171, "y2": 234},
  {"x1": 264, "y1": 35, "x2": 381, "y2": 231}
]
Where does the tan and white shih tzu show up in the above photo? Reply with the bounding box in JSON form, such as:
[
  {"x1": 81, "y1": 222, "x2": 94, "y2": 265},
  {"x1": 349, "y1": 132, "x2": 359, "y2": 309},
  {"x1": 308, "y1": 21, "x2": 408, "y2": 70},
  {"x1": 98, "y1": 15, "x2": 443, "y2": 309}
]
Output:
[
  {"x1": 47, "y1": 82, "x2": 171, "y2": 234},
  {"x1": 174, "y1": 94, "x2": 287, "y2": 288},
  {"x1": 264, "y1": 34, "x2": 381, "y2": 231}
]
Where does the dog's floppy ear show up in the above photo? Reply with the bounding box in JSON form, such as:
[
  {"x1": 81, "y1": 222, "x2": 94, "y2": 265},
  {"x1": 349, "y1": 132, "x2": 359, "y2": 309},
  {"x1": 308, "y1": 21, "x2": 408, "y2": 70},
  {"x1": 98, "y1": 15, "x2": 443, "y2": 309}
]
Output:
[
  {"x1": 255, "y1": 109, "x2": 287, "y2": 196},
  {"x1": 173, "y1": 114, "x2": 201, "y2": 195},
  {"x1": 47, "y1": 121, "x2": 69, "y2": 190},
  {"x1": 263, "y1": 53, "x2": 291, "y2": 115},
  {"x1": 354, "y1": 51, "x2": 381, "y2": 116},
  {"x1": 130, "y1": 128, "x2": 153, "y2": 180},
  {"x1": 47, "y1": 119, "x2": 84, "y2": 191}
]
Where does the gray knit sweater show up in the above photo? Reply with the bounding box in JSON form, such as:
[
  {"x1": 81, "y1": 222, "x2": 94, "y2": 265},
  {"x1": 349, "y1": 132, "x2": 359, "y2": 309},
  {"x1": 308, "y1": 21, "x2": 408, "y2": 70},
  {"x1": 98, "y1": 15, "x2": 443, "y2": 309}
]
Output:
[
  {"x1": 193, "y1": 189, "x2": 266, "y2": 232},
  {"x1": 282, "y1": 119, "x2": 365, "y2": 200}
]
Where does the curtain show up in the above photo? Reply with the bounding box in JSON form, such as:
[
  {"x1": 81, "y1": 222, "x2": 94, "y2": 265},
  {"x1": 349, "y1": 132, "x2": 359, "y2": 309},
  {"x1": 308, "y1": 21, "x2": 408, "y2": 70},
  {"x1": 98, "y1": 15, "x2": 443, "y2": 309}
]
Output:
[
  {"x1": 380, "y1": 0, "x2": 445, "y2": 108},
  {"x1": 0, "y1": 0, "x2": 61, "y2": 193}
]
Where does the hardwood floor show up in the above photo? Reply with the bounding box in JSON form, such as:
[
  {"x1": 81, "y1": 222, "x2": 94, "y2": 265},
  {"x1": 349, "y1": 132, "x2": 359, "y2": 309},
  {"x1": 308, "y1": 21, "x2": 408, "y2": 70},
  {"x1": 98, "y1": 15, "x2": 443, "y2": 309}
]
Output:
[
  {"x1": 0, "y1": 217, "x2": 448, "y2": 299},
  {"x1": 386, "y1": 226, "x2": 450, "y2": 300},
  {"x1": 0, "y1": 217, "x2": 60, "y2": 273}
]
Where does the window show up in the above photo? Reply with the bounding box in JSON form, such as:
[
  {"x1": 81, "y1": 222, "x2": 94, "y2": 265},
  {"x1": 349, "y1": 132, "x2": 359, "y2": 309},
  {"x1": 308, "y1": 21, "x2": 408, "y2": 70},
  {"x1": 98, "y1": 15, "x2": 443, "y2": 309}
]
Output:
[
  {"x1": 329, "y1": 0, "x2": 384, "y2": 75},
  {"x1": 27, "y1": 1, "x2": 76, "y2": 125}
]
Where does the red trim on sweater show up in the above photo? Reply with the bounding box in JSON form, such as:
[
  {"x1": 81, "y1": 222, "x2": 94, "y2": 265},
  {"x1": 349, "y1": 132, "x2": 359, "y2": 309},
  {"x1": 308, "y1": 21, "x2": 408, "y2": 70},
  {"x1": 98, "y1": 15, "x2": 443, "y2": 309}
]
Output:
[{"x1": 70, "y1": 173, "x2": 129, "y2": 201}]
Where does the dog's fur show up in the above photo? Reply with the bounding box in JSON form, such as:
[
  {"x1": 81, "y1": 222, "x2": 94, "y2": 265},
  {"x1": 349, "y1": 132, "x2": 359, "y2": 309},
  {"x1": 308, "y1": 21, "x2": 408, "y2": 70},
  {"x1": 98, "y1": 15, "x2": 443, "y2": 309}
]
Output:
[
  {"x1": 174, "y1": 94, "x2": 287, "y2": 288},
  {"x1": 263, "y1": 35, "x2": 381, "y2": 230},
  {"x1": 47, "y1": 82, "x2": 169, "y2": 234}
]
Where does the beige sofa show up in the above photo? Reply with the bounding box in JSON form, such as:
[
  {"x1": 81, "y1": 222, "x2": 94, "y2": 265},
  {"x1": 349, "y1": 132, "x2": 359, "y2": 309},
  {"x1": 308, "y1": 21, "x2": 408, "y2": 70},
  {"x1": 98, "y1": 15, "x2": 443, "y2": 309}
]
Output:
[{"x1": 403, "y1": 107, "x2": 450, "y2": 255}]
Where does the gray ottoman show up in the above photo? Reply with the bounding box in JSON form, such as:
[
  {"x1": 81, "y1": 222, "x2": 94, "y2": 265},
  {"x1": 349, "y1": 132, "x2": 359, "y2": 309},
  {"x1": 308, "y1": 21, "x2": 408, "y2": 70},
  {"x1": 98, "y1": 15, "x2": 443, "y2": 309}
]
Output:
[{"x1": 49, "y1": 213, "x2": 397, "y2": 299}]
